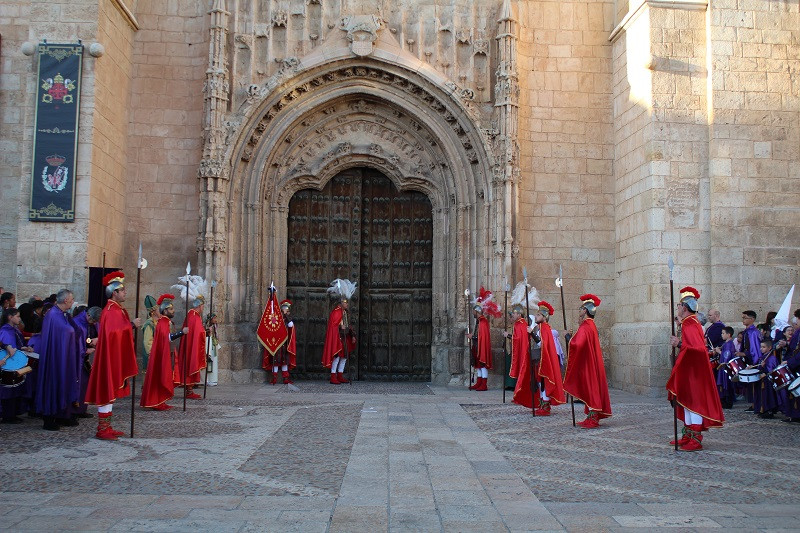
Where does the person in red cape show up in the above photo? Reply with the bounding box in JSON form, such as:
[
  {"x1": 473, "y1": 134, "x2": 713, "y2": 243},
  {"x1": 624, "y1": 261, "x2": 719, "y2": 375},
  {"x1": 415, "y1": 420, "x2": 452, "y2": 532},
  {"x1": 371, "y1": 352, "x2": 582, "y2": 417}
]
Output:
[
  {"x1": 469, "y1": 287, "x2": 501, "y2": 391},
  {"x1": 563, "y1": 294, "x2": 612, "y2": 428},
  {"x1": 322, "y1": 279, "x2": 357, "y2": 384},
  {"x1": 140, "y1": 294, "x2": 187, "y2": 411},
  {"x1": 174, "y1": 293, "x2": 207, "y2": 399},
  {"x1": 264, "y1": 300, "x2": 297, "y2": 384},
  {"x1": 505, "y1": 303, "x2": 532, "y2": 405},
  {"x1": 85, "y1": 271, "x2": 140, "y2": 440},
  {"x1": 532, "y1": 301, "x2": 566, "y2": 416},
  {"x1": 667, "y1": 286, "x2": 725, "y2": 451}
]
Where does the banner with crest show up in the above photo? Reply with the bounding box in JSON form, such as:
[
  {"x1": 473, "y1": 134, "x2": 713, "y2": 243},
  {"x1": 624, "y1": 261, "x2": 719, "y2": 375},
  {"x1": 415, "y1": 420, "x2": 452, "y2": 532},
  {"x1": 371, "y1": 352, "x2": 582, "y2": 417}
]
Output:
[{"x1": 29, "y1": 43, "x2": 83, "y2": 222}]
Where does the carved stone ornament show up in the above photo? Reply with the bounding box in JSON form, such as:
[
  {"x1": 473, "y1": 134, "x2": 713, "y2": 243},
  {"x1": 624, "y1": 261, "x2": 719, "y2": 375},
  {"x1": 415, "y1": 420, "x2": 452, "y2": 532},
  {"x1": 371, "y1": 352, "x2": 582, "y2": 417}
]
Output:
[
  {"x1": 339, "y1": 15, "x2": 383, "y2": 57},
  {"x1": 272, "y1": 11, "x2": 288, "y2": 27}
]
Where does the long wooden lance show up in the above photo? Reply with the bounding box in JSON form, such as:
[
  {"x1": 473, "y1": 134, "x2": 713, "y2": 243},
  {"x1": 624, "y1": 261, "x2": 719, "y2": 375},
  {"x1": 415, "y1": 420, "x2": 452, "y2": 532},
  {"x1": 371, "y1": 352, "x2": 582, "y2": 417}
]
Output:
[
  {"x1": 523, "y1": 267, "x2": 537, "y2": 417},
  {"x1": 502, "y1": 278, "x2": 510, "y2": 404},
  {"x1": 101, "y1": 251, "x2": 107, "y2": 308},
  {"x1": 557, "y1": 264, "x2": 575, "y2": 426},
  {"x1": 203, "y1": 279, "x2": 216, "y2": 399},
  {"x1": 183, "y1": 262, "x2": 191, "y2": 412},
  {"x1": 668, "y1": 256, "x2": 678, "y2": 451},
  {"x1": 130, "y1": 242, "x2": 145, "y2": 437},
  {"x1": 465, "y1": 289, "x2": 473, "y2": 388}
]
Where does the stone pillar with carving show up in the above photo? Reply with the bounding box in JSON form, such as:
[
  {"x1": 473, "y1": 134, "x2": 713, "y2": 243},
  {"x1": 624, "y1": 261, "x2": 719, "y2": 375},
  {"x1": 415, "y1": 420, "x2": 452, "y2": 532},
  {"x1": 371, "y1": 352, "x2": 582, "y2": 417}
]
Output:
[
  {"x1": 199, "y1": 0, "x2": 231, "y2": 301},
  {"x1": 494, "y1": 0, "x2": 518, "y2": 281}
]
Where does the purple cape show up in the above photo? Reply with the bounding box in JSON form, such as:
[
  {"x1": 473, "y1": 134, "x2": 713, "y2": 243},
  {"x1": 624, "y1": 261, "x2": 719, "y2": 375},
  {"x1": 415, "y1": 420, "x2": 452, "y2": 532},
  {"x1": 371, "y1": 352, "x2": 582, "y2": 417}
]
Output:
[{"x1": 35, "y1": 308, "x2": 82, "y2": 416}]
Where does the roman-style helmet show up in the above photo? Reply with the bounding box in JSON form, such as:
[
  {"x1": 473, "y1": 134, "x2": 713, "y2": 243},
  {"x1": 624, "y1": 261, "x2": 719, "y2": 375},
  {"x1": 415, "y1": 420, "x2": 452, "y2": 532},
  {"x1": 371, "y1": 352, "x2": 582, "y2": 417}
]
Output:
[
  {"x1": 327, "y1": 279, "x2": 357, "y2": 304},
  {"x1": 157, "y1": 293, "x2": 176, "y2": 313},
  {"x1": 472, "y1": 287, "x2": 502, "y2": 318},
  {"x1": 580, "y1": 294, "x2": 601, "y2": 317},
  {"x1": 103, "y1": 271, "x2": 125, "y2": 298},
  {"x1": 678, "y1": 286, "x2": 699, "y2": 312}
]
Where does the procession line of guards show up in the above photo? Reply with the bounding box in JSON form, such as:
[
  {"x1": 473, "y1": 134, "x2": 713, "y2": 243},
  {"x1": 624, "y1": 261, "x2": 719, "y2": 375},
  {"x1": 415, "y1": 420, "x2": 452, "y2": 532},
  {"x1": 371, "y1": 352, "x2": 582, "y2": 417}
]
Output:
[{"x1": 3, "y1": 273, "x2": 796, "y2": 451}]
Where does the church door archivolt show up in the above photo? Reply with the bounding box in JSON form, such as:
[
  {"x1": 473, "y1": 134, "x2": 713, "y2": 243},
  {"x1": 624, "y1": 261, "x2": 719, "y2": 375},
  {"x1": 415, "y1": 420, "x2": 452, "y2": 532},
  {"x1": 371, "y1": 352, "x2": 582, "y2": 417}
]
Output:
[{"x1": 285, "y1": 167, "x2": 433, "y2": 381}]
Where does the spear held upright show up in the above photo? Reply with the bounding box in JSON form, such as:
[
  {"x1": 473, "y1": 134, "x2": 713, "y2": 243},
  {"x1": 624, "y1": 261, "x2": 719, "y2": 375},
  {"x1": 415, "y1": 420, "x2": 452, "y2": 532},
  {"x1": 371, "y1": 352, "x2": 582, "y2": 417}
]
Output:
[
  {"x1": 556, "y1": 264, "x2": 575, "y2": 427},
  {"x1": 668, "y1": 256, "x2": 678, "y2": 451},
  {"x1": 130, "y1": 242, "x2": 146, "y2": 437},
  {"x1": 183, "y1": 261, "x2": 190, "y2": 412},
  {"x1": 502, "y1": 278, "x2": 510, "y2": 404},
  {"x1": 523, "y1": 267, "x2": 537, "y2": 417}
]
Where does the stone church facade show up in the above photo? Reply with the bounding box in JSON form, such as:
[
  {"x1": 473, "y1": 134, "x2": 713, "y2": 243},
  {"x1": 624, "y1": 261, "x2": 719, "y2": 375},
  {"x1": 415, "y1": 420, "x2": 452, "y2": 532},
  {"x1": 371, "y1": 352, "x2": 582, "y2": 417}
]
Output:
[{"x1": 1, "y1": 0, "x2": 798, "y2": 393}]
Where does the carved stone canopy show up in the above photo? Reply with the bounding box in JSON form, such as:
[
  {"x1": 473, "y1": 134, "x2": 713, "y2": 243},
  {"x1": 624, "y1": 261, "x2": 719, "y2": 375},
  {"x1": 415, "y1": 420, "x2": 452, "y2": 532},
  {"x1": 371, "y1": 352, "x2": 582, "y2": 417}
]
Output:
[{"x1": 339, "y1": 15, "x2": 384, "y2": 57}]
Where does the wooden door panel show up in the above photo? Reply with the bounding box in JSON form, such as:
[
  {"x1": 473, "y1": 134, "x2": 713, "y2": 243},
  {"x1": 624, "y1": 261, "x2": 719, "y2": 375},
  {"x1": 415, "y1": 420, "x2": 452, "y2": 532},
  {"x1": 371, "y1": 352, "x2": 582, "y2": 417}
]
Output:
[{"x1": 286, "y1": 168, "x2": 431, "y2": 381}]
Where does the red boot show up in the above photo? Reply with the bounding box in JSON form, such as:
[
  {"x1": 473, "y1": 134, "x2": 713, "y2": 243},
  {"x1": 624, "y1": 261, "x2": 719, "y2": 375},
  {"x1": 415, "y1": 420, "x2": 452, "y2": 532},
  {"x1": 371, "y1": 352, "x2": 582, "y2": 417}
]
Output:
[
  {"x1": 337, "y1": 372, "x2": 350, "y2": 384},
  {"x1": 96, "y1": 413, "x2": 118, "y2": 441},
  {"x1": 469, "y1": 377, "x2": 478, "y2": 390},
  {"x1": 475, "y1": 377, "x2": 488, "y2": 391},
  {"x1": 270, "y1": 372, "x2": 278, "y2": 385},
  {"x1": 534, "y1": 401, "x2": 551, "y2": 416},
  {"x1": 669, "y1": 425, "x2": 690, "y2": 446},
  {"x1": 679, "y1": 425, "x2": 704, "y2": 451},
  {"x1": 330, "y1": 373, "x2": 340, "y2": 384},
  {"x1": 577, "y1": 411, "x2": 600, "y2": 428},
  {"x1": 282, "y1": 371, "x2": 292, "y2": 385}
]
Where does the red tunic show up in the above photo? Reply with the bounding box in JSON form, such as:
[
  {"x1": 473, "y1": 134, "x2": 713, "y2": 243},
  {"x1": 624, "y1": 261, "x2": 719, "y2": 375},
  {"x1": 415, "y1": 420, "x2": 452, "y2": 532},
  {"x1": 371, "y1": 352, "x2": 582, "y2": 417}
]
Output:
[
  {"x1": 475, "y1": 315, "x2": 492, "y2": 369},
  {"x1": 321, "y1": 305, "x2": 356, "y2": 368},
  {"x1": 509, "y1": 317, "x2": 532, "y2": 407},
  {"x1": 666, "y1": 314, "x2": 725, "y2": 430},
  {"x1": 173, "y1": 309, "x2": 206, "y2": 386},
  {"x1": 140, "y1": 316, "x2": 174, "y2": 408},
  {"x1": 536, "y1": 322, "x2": 566, "y2": 407},
  {"x1": 262, "y1": 322, "x2": 297, "y2": 369},
  {"x1": 563, "y1": 318, "x2": 612, "y2": 419},
  {"x1": 85, "y1": 300, "x2": 139, "y2": 405}
]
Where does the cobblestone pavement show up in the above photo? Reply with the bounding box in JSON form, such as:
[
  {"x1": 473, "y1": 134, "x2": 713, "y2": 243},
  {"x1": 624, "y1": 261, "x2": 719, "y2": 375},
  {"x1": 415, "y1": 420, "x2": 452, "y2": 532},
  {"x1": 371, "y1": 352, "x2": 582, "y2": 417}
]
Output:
[{"x1": 0, "y1": 382, "x2": 797, "y2": 532}]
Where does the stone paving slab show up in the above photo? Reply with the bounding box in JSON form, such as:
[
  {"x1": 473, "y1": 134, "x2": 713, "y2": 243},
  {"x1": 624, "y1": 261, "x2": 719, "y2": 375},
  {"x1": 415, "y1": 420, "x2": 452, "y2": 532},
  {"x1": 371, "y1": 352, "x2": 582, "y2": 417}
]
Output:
[{"x1": 0, "y1": 383, "x2": 798, "y2": 532}]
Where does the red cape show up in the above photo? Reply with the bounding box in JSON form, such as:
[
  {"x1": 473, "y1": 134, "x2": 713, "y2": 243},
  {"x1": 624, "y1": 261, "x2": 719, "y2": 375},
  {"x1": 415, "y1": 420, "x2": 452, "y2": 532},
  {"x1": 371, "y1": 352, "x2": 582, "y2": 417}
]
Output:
[
  {"x1": 536, "y1": 322, "x2": 566, "y2": 407},
  {"x1": 321, "y1": 305, "x2": 356, "y2": 368},
  {"x1": 509, "y1": 317, "x2": 532, "y2": 407},
  {"x1": 666, "y1": 314, "x2": 725, "y2": 430},
  {"x1": 475, "y1": 315, "x2": 492, "y2": 369},
  {"x1": 173, "y1": 309, "x2": 206, "y2": 386},
  {"x1": 85, "y1": 300, "x2": 139, "y2": 405},
  {"x1": 563, "y1": 318, "x2": 612, "y2": 418},
  {"x1": 140, "y1": 316, "x2": 175, "y2": 408}
]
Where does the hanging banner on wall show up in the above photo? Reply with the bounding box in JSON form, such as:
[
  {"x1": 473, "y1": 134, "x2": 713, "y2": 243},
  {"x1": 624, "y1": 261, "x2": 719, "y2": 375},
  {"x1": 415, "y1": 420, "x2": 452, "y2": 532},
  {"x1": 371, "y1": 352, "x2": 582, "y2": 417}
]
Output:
[{"x1": 29, "y1": 42, "x2": 83, "y2": 222}]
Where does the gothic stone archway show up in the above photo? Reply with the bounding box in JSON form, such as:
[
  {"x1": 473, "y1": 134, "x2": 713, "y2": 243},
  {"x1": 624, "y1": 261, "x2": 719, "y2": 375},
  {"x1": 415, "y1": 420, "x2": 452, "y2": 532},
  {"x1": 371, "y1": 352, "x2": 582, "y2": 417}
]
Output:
[
  {"x1": 210, "y1": 49, "x2": 508, "y2": 385},
  {"x1": 286, "y1": 168, "x2": 433, "y2": 381}
]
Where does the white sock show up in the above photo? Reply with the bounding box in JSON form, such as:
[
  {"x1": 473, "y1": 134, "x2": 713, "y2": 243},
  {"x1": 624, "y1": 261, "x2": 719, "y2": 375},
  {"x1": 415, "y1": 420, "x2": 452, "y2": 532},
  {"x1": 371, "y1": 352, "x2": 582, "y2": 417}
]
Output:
[
  {"x1": 281, "y1": 364, "x2": 288, "y2": 372},
  {"x1": 331, "y1": 357, "x2": 339, "y2": 374},
  {"x1": 540, "y1": 387, "x2": 549, "y2": 401},
  {"x1": 98, "y1": 404, "x2": 112, "y2": 414},
  {"x1": 684, "y1": 408, "x2": 702, "y2": 425},
  {"x1": 272, "y1": 366, "x2": 278, "y2": 373},
  {"x1": 480, "y1": 368, "x2": 488, "y2": 378},
  {"x1": 338, "y1": 358, "x2": 347, "y2": 373}
]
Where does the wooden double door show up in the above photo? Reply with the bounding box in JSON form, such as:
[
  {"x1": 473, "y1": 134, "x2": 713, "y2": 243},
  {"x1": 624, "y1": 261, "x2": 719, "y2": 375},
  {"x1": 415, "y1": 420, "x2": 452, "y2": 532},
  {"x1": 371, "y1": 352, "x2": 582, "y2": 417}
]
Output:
[{"x1": 285, "y1": 168, "x2": 433, "y2": 381}]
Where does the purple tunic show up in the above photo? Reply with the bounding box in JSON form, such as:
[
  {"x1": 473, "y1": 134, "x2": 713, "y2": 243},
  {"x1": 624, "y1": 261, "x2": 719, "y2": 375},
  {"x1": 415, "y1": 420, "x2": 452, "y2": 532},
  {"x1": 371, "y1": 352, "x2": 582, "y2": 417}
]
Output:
[
  {"x1": 782, "y1": 348, "x2": 800, "y2": 419},
  {"x1": 715, "y1": 339, "x2": 737, "y2": 405},
  {"x1": 35, "y1": 308, "x2": 82, "y2": 417},
  {"x1": 741, "y1": 325, "x2": 762, "y2": 403},
  {"x1": 706, "y1": 321, "x2": 725, "y2": 349},
  {"x1": 72, "y1": 311, "x2": 93, "y2": 413},
  {"x1": 753, "y1": 351, "x2": 780, "y2": 414},
  {"x1": 0, "y1": 324, "x2": 27, "y2": 412}
]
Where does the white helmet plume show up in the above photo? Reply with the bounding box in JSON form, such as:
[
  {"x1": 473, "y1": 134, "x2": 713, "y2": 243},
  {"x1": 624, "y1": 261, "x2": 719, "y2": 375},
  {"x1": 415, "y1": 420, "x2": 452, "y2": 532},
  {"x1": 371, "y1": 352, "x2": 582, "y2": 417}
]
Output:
[
  {"x1": 172, "y1": 274, "x2": 209, "y2": 308},
  {"x1": 327, "y1": 278, "x2": 357, "y2": 301}
]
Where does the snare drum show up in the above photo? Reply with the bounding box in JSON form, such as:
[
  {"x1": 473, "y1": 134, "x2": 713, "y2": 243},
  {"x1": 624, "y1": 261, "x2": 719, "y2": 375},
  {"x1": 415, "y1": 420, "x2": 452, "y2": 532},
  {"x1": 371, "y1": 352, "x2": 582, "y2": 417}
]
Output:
[
  {"x1": 0, "y1": 370, "x2": 25, "y2": 387},
  {"x1": 788, "y1": 377, "x2": 800, "y2": 398},
  {"x1": 26, "y1": 351, "x2": 39, "y2": 370},
  {"x1": 738, "y1": 368, "x2": 762, "y2": 383},
  {"x1": 725, "y1": 356, "x2": 745, "y2": 380},
  {"x1": 768, "y1": 363, "x2": 795, "y2": 391}
]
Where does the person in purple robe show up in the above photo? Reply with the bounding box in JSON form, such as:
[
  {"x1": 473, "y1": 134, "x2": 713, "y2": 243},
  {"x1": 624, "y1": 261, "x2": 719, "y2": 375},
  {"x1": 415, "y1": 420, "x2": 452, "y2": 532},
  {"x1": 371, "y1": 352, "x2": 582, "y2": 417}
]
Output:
[
  {"x1": 714, "y1": 326, "x2": 737, "y2": 409},
  {"x1": 753, "y1": 338, "x2": 781, "y2": 418},
  {"x1": 71, "y1": 306, "x2": 101, "y2": 418},
  {"x1": 0, "y1": 308, "x2": 35, "y2": 423},
  {"x1": 35, "y1": 289, "x2": 83, "y2": 431},
  {"x1": 736, "y1": 310, "x2": 761, "y2": 411},
  {"x1": 788, "y1": 309, "x2": 800, "y2": 356},
  {"x1": 705, "y1": 309, "x2": 725, "y2": 350},
  {"x1": 781, "y1": 332, "x2": 800, "y2": 423}
]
